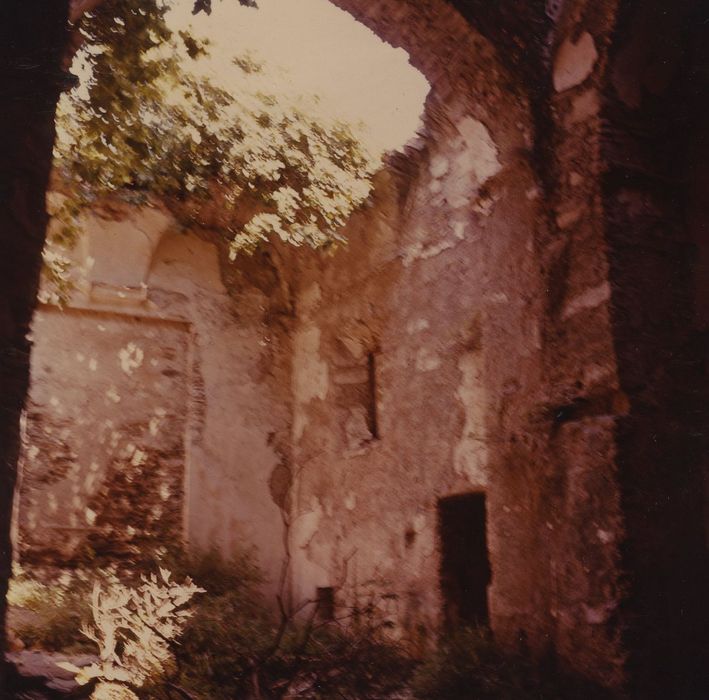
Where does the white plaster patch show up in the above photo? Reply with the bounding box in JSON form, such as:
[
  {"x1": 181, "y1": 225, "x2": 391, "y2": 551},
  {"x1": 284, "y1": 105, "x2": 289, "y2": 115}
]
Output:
[
  {"x1": 562, "y1": 281, "x2": 611, "y2": 320},
  {"x1": 429, "y1": 155, "x2": 450, "y2": 179},
  {"x1": 453, "y1": 221, "x2": 467, "y2": 240},
  {"x1": 406, "y1": 318, "x2": 430, "y2": 334},
  {"x1": 293, "y1": 327, "x2": 329, "y2": 404},
  {"x1": 130, "y1": 448, "x2": 147, "y2": 467},
  {"x1": 402, "y1": 235, "x2": 461, "y2": 267},
  {"x1": 455, "y1": 117, "x2": 502, "y2": 186},
  {"x1": 454, "y1": 353, "x2": 489, "y2": 486},
  {"x1": 293, "y1": 412, "x2": 308, "y2": 444},
  {"x1": 416, "y1": 349, "x2": 441, "y2": 372},
  {"x1": 553, "y1": 32, "x2": 598, "y2": 92},
  {"x1": 292, "y1": 497, "x2": 324, "y2": 552},
  {"x1": 118, "y1": 342, "x2": 144, "y2": 375},
  {"x1": 473, "y1": 196, "x2": 495, "y2": 217},
  {"x1": 293, "y1": 326, "x2": 329, "y2": 441},
  {"x1": 299, "y1": 283, "x2": 322, "y2": 318},
  {"x1": 149, "y1": 416, "x2": 162, "y2": 436}
]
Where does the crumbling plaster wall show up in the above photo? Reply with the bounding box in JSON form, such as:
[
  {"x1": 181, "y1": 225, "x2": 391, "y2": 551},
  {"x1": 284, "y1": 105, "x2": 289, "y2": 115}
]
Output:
[
  {"x1": 285, "y1": 0, "x2": 628, "y2": 690},
  {"x1": 286, "y1": 0, "x2": 709, "y2": 693},
  {"x1": 20, "y1": 307, "x2": 190, "y2": 566},
  {"x1": 16, "y1": 0, "x2": 708, "y2": 694},
  {"x1": 18, "y1": 206, "x2": 292, "y2": 591}
]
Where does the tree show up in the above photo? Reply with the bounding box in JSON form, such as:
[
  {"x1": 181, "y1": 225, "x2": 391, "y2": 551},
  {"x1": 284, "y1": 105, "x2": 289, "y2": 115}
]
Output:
[
  {"x1": 1, "y1": 0, "x2": 328, "y2": 691},
  {"x1": 52, "y1": 0, "x2": 378, "y2": 271}
]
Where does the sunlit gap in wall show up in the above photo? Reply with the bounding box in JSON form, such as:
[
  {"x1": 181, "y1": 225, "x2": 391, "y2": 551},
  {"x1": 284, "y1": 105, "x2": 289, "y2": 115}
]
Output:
[{"x1": 169, "y1": 0, "x2": 430, "y2": 158}]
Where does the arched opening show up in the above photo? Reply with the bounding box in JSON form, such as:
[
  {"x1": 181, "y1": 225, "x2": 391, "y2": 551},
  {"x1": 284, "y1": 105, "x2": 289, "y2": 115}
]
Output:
[{"x1": 3, "y1": 1, "x2": 708, "y2": 698}]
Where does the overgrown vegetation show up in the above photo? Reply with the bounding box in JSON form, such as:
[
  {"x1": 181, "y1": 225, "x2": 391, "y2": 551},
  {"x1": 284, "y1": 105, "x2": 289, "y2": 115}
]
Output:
[
  {"x1": 56, "y1": 568, "x2": 203, "y2": 693},
  {"x1": 9, "y1": 564, "x2": 104, "y2": 653},
  {"x1": 9, "y1": 553, "x2": 413, "y2": 699},
  {"x1": 412, "y1": 628, "x2": 616, "y2": 700},
  {"x1": 9, "y1": 555, "x2": 614, "y2": 699},
  {"x1": 149, "y1": 551, "x2": 413, "y2": 699},
  {"x1": 50, "y1": 0, "x2": 379, "y2": 283}
]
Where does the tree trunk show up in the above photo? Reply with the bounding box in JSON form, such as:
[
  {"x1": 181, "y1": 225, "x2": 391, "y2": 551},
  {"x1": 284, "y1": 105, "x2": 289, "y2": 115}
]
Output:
[{"x1": 0, "y1": 1, "x2": 69, "y2": 690}]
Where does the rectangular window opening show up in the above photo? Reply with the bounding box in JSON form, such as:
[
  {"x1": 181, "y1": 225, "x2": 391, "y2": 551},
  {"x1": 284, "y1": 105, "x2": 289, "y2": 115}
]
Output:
[
  {"x1": 366, "y1": 351, "x2": 379, "y2": 440},
  {"x1": 438, "y1": 493, "x2": 491, "y2": 630}
]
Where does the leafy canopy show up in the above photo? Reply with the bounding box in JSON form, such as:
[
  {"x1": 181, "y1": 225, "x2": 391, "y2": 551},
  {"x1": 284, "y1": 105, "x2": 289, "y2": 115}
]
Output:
[{"x1": 54, "y1": 0, "x2": 379, "y2": 261}]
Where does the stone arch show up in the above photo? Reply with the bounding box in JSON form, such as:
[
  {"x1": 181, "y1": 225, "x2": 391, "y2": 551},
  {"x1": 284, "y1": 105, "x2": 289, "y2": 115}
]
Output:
[{"x1": 3, "y1": 2, "x2": 706, "y2": 697}]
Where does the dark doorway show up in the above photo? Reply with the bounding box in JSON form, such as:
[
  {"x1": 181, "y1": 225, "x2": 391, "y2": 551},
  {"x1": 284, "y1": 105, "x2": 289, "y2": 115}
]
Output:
[{"x1": 438, "y1": 493, "x2": 491, "y2": 629}]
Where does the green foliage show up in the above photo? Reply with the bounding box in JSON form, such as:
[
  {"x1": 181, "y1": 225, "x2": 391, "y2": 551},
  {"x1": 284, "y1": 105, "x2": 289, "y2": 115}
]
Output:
[
  {"x1": 268, "y1": 622, "x2": 414, "y2": 699},
  {"x1": 56, "y1": 568, "x2": 204, "y2": 689},
  {"x1": 158, "y1": 549, "x2": 277, "y2": 698},
  {"x1": 9, "y1": 561, "x2": 614, "y2": 699},
  {"x1": 8, "y1": 565, "x2": 97, "y2": 652},
  {"x1": 149, "y1": 550, "x2": 413, "y2": 699},
  {"x1": 411, "y1": 627, "x2": 615, "y2": 700},
  {"x1": 54, "y1": 0, "x2": 379, "y2": 265}
]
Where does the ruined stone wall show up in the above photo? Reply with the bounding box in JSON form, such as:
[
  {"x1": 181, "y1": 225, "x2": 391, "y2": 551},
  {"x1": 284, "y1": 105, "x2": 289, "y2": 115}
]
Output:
[
  {"x1": 17, "y1": 206, "x2": 292, "y2": 592},
  {"x1": 284, "y1": 0, "x2": 709, "y2": 694},
  {"x1": 14, "y1": 1, "x2": 708, "y2": 695},
  {"x1": 20, "y1": 308, "x2": 190, "y2": 566},
  {"x1": 284, "y1": 0, "x2": 631, "y2": 691}
]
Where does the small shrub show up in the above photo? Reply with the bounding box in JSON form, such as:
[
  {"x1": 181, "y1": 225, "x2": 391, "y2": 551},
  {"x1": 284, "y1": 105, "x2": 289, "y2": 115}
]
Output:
[
  {"x1": 166, "y1": 549, "x2": 277, "y2": 699},
  {"x1": 271, "y1": 619, "x2": 414, "y2": 699},
  {"x1": 412, "y1": 628, "x2": 534, "y2": 700},
  {"x1": 57, "y1": 568, "x2": 204, "y2": 692},
  {"x1": 91, "y1": 682, "x2": 140, "y2": 700},
  {"x1": 160, "y1": 551, "x2": 413, "y2": 699},
  {"x1": 411, "y1": 627, "x2": 616, "y2": 700},
  {"x1": 8, "y1": 565, "x2": 96, "y2": 652}
]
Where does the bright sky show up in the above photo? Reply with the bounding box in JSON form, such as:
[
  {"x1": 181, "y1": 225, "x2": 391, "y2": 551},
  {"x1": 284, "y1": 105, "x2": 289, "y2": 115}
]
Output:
[{"x1": 168, "y1": 0, "x2": 430, "y2": 155}]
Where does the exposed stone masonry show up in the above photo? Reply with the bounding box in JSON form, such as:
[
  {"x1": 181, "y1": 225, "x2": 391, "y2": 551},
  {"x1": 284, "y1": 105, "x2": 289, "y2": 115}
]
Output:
[{"x1": 13, "y1": 1, "x2": 709, "y2": 697}]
